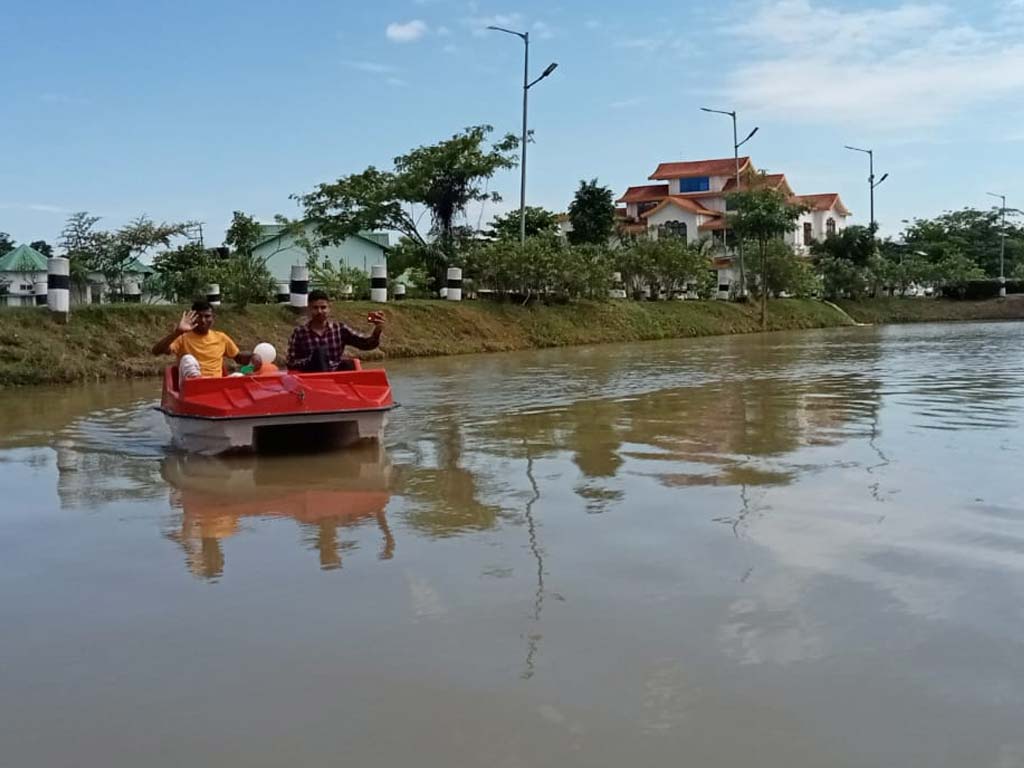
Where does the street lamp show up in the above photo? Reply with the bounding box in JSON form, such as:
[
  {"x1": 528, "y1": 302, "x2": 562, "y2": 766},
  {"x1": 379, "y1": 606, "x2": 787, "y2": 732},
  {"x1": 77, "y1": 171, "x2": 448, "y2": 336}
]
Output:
[
  {"x1": 987, "y1": 192, "x2": 1007, "y2": 297},
  {"x1": 844, "y1": 145, "x2": 888, "y2": 232},
  {"x1": 488, "y1": 26, "x2": 558, "y2": 246},
  {"x1": 701, "y1": 107, "x2": 759, "y2": 298}
]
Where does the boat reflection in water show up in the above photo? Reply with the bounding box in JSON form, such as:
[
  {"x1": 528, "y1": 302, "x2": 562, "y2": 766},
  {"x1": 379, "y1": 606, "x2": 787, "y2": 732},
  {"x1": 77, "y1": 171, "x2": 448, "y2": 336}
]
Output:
[{"x1": 160, "y1": 442, "x2": 395, "y2": 580}]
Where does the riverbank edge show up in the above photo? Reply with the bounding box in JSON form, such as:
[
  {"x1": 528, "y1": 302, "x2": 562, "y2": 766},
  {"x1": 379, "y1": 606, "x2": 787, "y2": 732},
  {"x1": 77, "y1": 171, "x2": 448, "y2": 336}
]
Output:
[{"x1": 1, "y1": 297, "x2": 1021, "y2": 387}]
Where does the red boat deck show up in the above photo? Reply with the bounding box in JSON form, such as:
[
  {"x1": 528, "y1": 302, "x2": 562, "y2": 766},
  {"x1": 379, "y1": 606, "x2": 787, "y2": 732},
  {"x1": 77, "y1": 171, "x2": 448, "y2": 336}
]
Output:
[{"x1": 160, "y1": 363, "x2": 395, "y2": 420}]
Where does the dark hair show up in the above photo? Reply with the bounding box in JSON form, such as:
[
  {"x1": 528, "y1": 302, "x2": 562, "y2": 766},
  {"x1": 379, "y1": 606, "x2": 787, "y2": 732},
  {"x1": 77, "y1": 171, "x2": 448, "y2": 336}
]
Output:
[
  {"x1": 191, "y1": 300, "x2": 214, "y2": 312},
  {"x1": 308, "y1": 290, "x2": 330, "y2": 303}
]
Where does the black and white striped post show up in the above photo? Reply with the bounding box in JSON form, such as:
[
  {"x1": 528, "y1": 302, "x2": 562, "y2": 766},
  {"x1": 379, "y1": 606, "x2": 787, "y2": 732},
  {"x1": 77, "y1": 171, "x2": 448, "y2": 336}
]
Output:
[
  {"x1": 47, "y1": 257, "x2": 70, "y2": 322},
  {"x1": 446, "y1": 267, "x2": 462, "y2": 301},
  {"x1": 609, "y1": 272, "x2": 626, "y2": 299},
  {"x1": 276, "y1": 282, "x2": 290, "y2": 304},
  {"x1": 33, "y1": 279, "x2": 47, "y2": 306},
  {"x1": 290, "y1": 265, "x2": 309, "y2": 310},
  {"x1": 371, "y1": 265, "x2": 387, "y2": 303},
  {"x1": 124, "y1": 280, "x2": 142, "y2": 303},
  {"x1": 394, "y1": 283, "x2": 407, "y2": 300},
  {"x1": 206, "y1": 283, "x2": 221, "y2": 307}
]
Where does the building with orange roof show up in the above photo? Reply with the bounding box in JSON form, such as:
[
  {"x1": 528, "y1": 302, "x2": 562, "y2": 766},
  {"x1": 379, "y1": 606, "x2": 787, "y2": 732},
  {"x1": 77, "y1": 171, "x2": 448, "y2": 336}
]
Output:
[{"x1": 607, "y1": 156, "x2": 851, "y2": 295}]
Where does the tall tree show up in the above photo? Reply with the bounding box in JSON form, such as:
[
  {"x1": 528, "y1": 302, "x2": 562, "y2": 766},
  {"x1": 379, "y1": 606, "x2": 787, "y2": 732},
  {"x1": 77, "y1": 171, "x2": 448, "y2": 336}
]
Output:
[
  {"x1": 221, "y1": 211, "x2": 275, "y2": 307},
  {"x1": 0, "y1": 232, "x2": 14, "y2": 254},
  {"x1": 567, "y1": 179, "x2": 615, "y2": 245},
  {"x1": 299, "y1": 125, "x2": 519, "y2": 287},
  {"x1": 29, "y1": 240, "x2": 53, "y2": 257},
  {"x1": 487, "y1": 206, "x2": 559, "y2": 241},
  {"x1": 728, "y1": 188, "x2": 806, "y2": 329}
]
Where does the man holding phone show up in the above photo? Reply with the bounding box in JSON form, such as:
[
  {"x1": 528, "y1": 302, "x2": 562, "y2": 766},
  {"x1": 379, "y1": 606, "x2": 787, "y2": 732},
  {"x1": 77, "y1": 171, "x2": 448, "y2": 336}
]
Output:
[{"x1": 286, "y1": 290, "x2": 385, "y2": 372}]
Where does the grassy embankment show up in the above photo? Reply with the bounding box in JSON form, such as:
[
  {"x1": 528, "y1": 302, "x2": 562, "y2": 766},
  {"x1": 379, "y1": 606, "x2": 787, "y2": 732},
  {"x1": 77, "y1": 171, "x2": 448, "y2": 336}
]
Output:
[{"x1": 0, "y1": 297, "x2": 1021, "y2": 387}]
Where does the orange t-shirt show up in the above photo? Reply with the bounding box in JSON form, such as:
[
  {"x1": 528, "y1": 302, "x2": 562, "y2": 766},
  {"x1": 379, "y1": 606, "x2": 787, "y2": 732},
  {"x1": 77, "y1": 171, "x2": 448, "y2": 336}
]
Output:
[
  {"x1": 254, "y1": 362, "x2": 279, "y2": 375},
  {"x1": 169, "y1": 330, "x2": 240, "y2": 378}
]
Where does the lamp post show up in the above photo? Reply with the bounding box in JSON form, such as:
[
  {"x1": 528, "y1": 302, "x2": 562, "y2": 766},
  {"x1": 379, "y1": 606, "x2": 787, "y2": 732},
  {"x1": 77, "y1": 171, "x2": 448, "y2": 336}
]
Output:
[
  {"x1": 844, "y1": 145, "x2": 888, "y2": 233},
  {"x1": 987, "y1": 192, "x2": 1007, "y2": 297},
  {"x1": 488, "y1": 26, "x2": 558, "y2": 247},
  {"x1": 701, "y1": 107, "x2": 758, "y2": 298}
]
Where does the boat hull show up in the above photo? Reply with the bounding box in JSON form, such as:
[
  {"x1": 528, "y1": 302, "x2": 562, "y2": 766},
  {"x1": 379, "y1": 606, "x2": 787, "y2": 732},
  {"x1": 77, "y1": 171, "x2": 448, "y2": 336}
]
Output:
[{"x1": 159, "y1": 363, "x2": 395, "y2": 455}]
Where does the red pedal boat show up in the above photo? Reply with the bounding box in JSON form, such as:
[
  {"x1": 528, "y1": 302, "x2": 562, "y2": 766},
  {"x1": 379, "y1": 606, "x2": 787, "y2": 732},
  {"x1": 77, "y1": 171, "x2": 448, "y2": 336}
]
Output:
[{"x1": 159, "y1": 360, "x2": 396, "y2": 455}]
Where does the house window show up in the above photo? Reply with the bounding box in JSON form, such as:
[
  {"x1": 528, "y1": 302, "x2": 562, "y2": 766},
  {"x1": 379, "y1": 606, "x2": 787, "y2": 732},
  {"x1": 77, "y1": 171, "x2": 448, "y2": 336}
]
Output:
[
  {"x1": 679, "y1": 176, "x2": 710, "y2": 193},
  {"x1": 659, "y1": 220, "x2": 687, "y2": 240},
  {"x1": 803, "y1": 222, "x2": 813, "y2": 244},
  {"x1": 826, "y1": 217, "x2": 837, "y2": 236}
]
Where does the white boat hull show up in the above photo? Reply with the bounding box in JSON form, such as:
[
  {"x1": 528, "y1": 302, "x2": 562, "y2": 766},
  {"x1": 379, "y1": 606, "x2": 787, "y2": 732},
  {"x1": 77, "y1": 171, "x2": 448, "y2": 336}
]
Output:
[{"x1": 162, "y1": 409, "x2": 389, "y2": 456}]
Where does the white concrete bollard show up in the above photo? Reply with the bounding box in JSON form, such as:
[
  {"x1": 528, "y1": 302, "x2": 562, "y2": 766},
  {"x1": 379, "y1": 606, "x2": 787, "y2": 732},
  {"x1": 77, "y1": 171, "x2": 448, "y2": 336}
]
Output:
[
  {"x1": 290, "y1": 265, "x2": 309, "y2": 309},
  {"x1": 370, "y1": 265, "x2": 388, "y2": 303},
  {"x1": 125, "y1": 280, "x2": 142, "y2": 303},
  {"x1": 47, "y1": 257, "x2": 70, "y2": 321},
  {"x1": 439, "y1": 287, "x2": 448, "y2": 299},
  {"x1": 609, "y1": 272, "x2": 627, "y2": 299},
  {"x1": 34, "y1": 280, "x2": 48, "y2": 306},
  {"x1": 446, "y1": 267, "x2": 462, "y2": 301},
  {"x1": 206, "y1": 283, "x2": 221, "y2": 307},
  {"x1": 276, "y1": 282, "x2": 290, "y2": 304},
  {"x1": 394, "y1": 283, "x2": 407, "y2": 300},
  {"x1": 342, "y1": 284, "x2": 354, "y2": 300}
]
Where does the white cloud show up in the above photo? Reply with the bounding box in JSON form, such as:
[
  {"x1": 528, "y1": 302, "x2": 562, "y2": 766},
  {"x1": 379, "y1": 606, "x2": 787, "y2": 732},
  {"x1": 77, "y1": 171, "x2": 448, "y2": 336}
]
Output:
[
  {"x1": 609, "y1": 97, "x2": 645, "y2": 110},
  {"x1": 723, "y1": 0, "x2": 1024, "y2": 128},
  {"x1": 386, "y1": 77, "x2": 408, "y2": 88},
  {"x1": 386, "y1": 19, "x2": 428, "y2": 43},
  {"x1": 533, "y1": 20, "x2": 554, "y2": 39},
  {"x1": 436, "y1": 25, "x2": 452, "y2": 36},
  {"x1": 442, "y1": 43, "x2": 458, "y2": 54},
  {"x1": 346, "y1": 60, "x2": 398, "y2": 74},
  {"x1": 585, "y1": 19, "x2": 602, "y2": 30},
  {"x1": 0, "y1": 203, "x2": 70, "y2": 214}
]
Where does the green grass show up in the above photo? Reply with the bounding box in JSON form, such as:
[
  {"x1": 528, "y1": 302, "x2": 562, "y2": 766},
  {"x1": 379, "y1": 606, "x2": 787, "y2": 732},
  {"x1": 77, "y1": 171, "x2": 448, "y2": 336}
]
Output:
[{"x1": 0, "y1": 296, "x2": 1019, "y2": 387}]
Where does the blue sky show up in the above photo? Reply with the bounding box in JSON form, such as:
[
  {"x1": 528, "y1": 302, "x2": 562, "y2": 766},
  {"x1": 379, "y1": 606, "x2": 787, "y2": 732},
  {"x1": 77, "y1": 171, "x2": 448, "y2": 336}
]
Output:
[{"x1": 3, "y1": 0, "x2": 1024, "y2": 247}]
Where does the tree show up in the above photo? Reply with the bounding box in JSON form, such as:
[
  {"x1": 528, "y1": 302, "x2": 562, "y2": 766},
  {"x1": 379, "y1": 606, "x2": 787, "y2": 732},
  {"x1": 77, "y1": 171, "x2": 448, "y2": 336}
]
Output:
[
  {"x1": 728, "y1": 188, "x2": 807, "y2": 328},
  {"x1": 811, "y1": 225, "x2": 878, "y2": 299},
  {"x1": 616, "y1": 237, "x2": 714, "y2": 299},
  {"x1": 487, "y1": 206, "x2": 559, "y2": 241},
  {"x1": 299, "y1": 125, "x2": 519, "y2": 286},
  {"x1": 761, "y1": 240, "x2": 820, "y2": 298},
  {"x1": 934, "y1": 248, "x2": 985, "y2": 297},
  {"x1": 904, "y1": 207, "x2": 1024, "y2": 279},
  {"x1": 0, "y1": 232, "x2": 15, "y2": 254},
  {"x1": 151, "y1": 243, "x2": 222, "y2": 302},
  {"x1": 567, "y1": 178, "x2": 615, "y2": 245},
  {"x1": 220, "y1": 211, "x2": 275, "y2": 307},
  {"x1": 29, "y1": 240, "x2": 53, "y2": 257},
  {"x1": 59, "y1": 212, "x2": 104, "y2": 295}
]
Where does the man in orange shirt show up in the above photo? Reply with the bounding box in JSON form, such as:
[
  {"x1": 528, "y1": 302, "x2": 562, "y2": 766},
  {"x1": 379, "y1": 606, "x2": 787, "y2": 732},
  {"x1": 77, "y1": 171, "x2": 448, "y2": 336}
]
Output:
[{"x1": 152, "y1": 301, "x2": 251, "y2": 384}]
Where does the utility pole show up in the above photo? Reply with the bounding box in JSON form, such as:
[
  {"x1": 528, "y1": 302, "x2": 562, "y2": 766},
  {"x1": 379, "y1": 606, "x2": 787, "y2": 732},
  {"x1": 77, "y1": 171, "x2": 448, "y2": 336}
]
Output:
[
  {"x1": 488, "y1": 26, "x2": 558, "y2": 247},
  {"x1": 702, "y1": 107, "x2": 758, "y2": 299},
  {"x1": 987, "y1": 192, "x2": 1007, "y2": 297},
  {"x1": 845, "y1": 145, "x2": 888, "y2": 233}
]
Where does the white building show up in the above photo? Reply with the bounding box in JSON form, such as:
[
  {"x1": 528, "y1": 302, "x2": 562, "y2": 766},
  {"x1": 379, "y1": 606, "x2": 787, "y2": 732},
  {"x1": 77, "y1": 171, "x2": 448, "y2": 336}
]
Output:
[
  {"x1": 616, "y1": 157, "x2": 850, "y2": 292},
  {"x1": 0, "y1": 244, "x2": 48, "y2": 307},
  {"x1": 252, "y1": 222, "x2": 389, "y2": 282}
]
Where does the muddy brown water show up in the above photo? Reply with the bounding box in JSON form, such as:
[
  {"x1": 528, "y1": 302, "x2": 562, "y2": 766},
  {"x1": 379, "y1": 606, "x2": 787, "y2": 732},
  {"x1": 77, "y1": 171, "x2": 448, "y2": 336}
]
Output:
[{"x1": 2, "y1": 322, "x2": 1024, "y2": 767}]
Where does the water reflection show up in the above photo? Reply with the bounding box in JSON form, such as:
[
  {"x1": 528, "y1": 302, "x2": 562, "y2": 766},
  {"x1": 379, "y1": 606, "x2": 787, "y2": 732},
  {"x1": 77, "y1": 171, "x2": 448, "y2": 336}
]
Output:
[{"x1": 160, "y1": 443, "x2": 394, "y2": 579}]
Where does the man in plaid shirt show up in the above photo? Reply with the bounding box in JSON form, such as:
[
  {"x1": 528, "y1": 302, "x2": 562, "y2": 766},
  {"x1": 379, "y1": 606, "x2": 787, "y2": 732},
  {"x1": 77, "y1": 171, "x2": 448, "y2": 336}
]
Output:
[{"x1": 286, "y1": 290, "x2": 385, "y2": 371}]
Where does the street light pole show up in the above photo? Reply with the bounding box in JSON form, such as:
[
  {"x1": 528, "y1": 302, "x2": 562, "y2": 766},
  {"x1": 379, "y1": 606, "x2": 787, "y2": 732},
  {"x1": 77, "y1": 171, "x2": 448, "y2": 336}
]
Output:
[
  {"x1": 702, "y1": 107, "x2": 759, "y2": 299},
  {"x1": 845, "y1": 145, "x2": 887, "y2": 233},
  {"x1": 488, "y1": 26, "x2": 558, "y2": 247},
  {"x1": 987, "y1": 192, "x2": 1007, "y2": 297}
]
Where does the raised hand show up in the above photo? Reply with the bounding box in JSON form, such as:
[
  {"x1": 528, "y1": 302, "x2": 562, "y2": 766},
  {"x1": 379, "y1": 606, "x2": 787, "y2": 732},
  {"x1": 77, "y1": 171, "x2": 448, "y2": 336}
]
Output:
[
  {"x1": 176, "y1": 311, "x2": 197, "y2": 334},
  {"x1": 367, "y1": 311, "x2": 385, "y2": 327}
]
